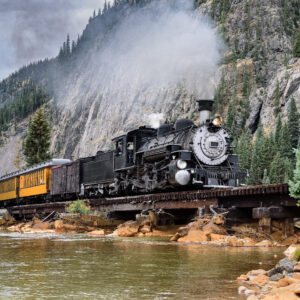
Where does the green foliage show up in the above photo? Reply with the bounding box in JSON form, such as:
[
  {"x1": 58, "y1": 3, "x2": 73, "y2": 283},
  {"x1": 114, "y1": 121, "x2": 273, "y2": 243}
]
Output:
[
  {"x1": 289, "y1": 149, "x2": 300, "y2": 203},
  {"x1": 288, "y1": 98, "x2": 300, "y2": 149},
  {"x1": 262, "y1": 169, "x2": 270, "y2": 185},
  {"x1": 270, "y1": 152, "x2": 286, "y2": 184},
  {"x1": 66, "y1": 200, "x2": 91, "y2": 214},
  {"x1": 273, "y1": 82, "x2": 281, "y2": 117},
  {"x1": 23, "y1": 109, "x2": 52, "y2": 166},
  {"x1": 293, "y1": 28, "x2": 300, "y2": 57},
  {"x1": 0, "y1": 83, "x2": 49, "y2": 131},
  {"x1": 293, "y1": 248, "x2": 300, "y2": 261},
  {"x1": 278, "y1": 123, "x2": 293, "y2": 160},
  {"x1": 275, "y1": 116, "x2": 282, "y2": 147},
  {"x1": 236, "y1": 130, "x2": 252, "y2": 171}
]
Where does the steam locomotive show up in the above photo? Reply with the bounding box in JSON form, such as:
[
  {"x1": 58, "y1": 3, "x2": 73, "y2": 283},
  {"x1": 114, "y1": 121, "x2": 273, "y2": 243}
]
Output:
[{"x1": 0, "y1": 100, "x2": 245, "y2": 207}]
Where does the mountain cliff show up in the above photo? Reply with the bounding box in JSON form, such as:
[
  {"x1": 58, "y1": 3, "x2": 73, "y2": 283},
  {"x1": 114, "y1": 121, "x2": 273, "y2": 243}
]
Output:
[{"x1": 0, "y1": 0, "x2": 300, "y2": 176}]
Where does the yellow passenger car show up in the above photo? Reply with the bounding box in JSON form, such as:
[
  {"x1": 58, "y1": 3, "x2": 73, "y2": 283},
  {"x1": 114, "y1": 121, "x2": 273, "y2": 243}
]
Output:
[
  {"x1": 19, "y1": 167, "x2": 51, "y2": 198},
  {"x1": 0, "y1": 159, "x2": 71, "y2": 204},
  {"x1": 0, "y1": 177, "x2": 18, "y2": 201}
]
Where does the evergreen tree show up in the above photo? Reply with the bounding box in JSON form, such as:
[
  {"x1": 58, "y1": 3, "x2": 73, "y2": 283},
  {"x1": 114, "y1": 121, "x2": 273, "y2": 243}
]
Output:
[
  {"x1": 66, "y1": 34, "x2": 71, "y2": 56},
  {"x1": 273, "y1": 82, "x2": 281, "y2": 116},
  {"x1": 270, "y1": 152, "x2": 286, "y2": 184},
  {"x1": 289, "y1": 149, "x2": 300, "y2": 203},
  {"x1": 293, "y1": 28, "x2": 300, "y2": 57},
  {"x1": 226, "y1": 101, "x2": 235, "y2": 130},
  {"x1": 236, "y1": 130, "x2": 252, "y2": 171},
  {"x1": 23, "y1": 109, "x2": 52, "y2": 166},
  {"x1": 262, "y1": 169, "x2": 270, "y2": 184},
  {"x1": 71, "y1": 40, "x2": 76, "y2": 53},
  {"x1": 279, "y1": 123, "x2": 293, "y2": 159},
  {"x1": 275, "y1": 115, "x2": 282, "y2": 147},
  {"x1": 288, "y1": 98, "x2": 300, "y2": 149}
]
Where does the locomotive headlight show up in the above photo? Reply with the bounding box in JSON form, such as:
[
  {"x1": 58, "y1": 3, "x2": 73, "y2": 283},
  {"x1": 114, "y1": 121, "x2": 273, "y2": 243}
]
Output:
[
  {"x1": 177, "y1": 159, "x2": 187, "y2": 170},
  {"x1": 212, "y1": 116, "x2": 223, "y2": 126}
]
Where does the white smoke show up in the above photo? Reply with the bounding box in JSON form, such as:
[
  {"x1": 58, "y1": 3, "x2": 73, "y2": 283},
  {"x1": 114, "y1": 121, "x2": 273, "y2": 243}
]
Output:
[
  {"x1": 89, "y1": 0, "x2": 224, "y2": 99},
  {"x1": 147, "y1": 113, "x2": 164, "y2": 128}
]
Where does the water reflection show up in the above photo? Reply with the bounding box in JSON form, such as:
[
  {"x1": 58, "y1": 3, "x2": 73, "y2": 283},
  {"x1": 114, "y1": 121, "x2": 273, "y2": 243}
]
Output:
[{"x1": 0, "y1": 233, "x2": 283, "y2": 299}]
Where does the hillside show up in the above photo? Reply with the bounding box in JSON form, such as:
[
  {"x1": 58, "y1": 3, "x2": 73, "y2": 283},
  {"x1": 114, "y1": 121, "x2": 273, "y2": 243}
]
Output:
[{"x1": 0, "y1": 0, "x2": 299, "y2": 176}]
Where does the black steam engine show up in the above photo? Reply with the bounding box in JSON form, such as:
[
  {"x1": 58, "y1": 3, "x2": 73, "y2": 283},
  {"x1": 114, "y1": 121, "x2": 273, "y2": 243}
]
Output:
[{"x1": 51, "y1": 99, "x2": 244, "y2": 199}]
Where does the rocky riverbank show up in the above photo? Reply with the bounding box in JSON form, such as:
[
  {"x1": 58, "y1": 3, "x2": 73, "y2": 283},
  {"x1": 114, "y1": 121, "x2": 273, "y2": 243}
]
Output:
[
  {"x1": 1, "y1": 211, "x2": 300, "y2": 247},
  {"x1": 237, "y1": 245, "x2": 300, "y2": 299}
]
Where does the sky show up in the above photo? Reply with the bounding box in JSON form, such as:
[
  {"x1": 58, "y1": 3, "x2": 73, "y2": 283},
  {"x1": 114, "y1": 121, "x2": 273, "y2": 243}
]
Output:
[{"x1": 0, "y1": 0, "x2": 107, "y2": 81}]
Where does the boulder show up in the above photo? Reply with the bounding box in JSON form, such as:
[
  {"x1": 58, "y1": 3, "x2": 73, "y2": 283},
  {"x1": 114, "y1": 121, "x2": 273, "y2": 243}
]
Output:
[
  {"x1": 202, "y1": 222, "x2": 227, "y2": 235},
  {"x1": 255, "y1": 240, "x2": 272, "y2": 247},
  {"x1": 88, "y1": 229, "x2": 105, "y2": 236},
  {"x1": 112, "y1": 221, "x2": 140, "y2": 237},
  {"x1": 249, "y1": 274, "x2": 269, "y2": 285},
  {"x1": 177, "y1": 230, "x2": 208, "y2": 243},
  {"x1": 0, "y1": 217, "x2": 6, "y2": 226},
  {"x1": 281, "y1": 237, "x2": 299, "y2": 246},
  {"x1": 247, "y1": 269, "x2": 267, "y2": 277},
  {"x1": 227, "y1": 236, "x2": 244, "y2": 247},
  {"x1": 269, "y1": 273, "x2": 284, "y2": 281},
  {"x1": 209, "y1": 233, "x2": 227, "y2": 242},
  {"x1": 243, "y1": 238, "x2": 257, "y2": 247},
  {"x1": 294, "y1": 263, "x2": 300, "y2": 272},
  {"x1": 140, "y1": 225, "x2": 152, "y2": 234},
  {"x1": 237, "y1": 274, "x2": 248, "y2": 282},
  {"x1": 284, "y1": 245, "x2": 298, "y2": 261},
  {"x1": 211, "y1": 215, "x2": 225, "y2": 225},
  {"x1": 276, "y1": 258, "x2": 294, "y2": 274},
  {"x1": 33, "y1": 221, "x2": 50, "y2": 230}
]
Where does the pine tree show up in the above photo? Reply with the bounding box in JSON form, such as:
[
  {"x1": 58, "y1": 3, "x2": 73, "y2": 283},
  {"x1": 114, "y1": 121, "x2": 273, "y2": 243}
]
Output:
[
  {"x1": 71, "y1": 40, "x2": 76, "y2": 53},
  {"x1": 23, "y1": 109, "x2": 52, "y2": 166},
  {"x1": 262, "y1": 169, "x2": 270, "y2": 184},
  {"x1": 273, "y1": 82, "x2": 281, "y2": 116},
  {"x1": 293, "y1": 28, "x2": 300, "y2": 57},
  {"x1": 288, "y1": 98, "x2": 300, "y2": 149},
  {"x1": 236, "y1": 130, "x2": 252, "y2": 171},
  {"x1": 270, "y1": 152, "x2": 286, "y2": 184},
  {"x1": 289, "y1": 149, "x2": 300, "y2": 203},
  {"x1": 66, "y1": 34, "x2": 71, "y2": 56},
  {"x1": 279, "y1": 123, "x2": 293, "y2": 159},
  {"x1": 275, "y1": 115, "x2": 282, "y2": 147}
]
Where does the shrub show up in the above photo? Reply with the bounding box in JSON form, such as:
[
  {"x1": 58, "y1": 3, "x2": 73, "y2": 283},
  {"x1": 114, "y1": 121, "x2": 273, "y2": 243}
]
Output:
[
  {"x1": 66, "y1": 200, "x2": 91, "y2": 214},
  {"x1": 293, "y1": 248, "x2": 300, "y2": 261}
]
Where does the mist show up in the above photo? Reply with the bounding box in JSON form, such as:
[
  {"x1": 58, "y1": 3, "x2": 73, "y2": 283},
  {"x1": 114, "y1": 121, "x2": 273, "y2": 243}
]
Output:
[
  {"x1": 90, "y1": 0, "x2": 224, "y2": 99},
  {"x1": 0, "y1": 0, "x2": 108, "y2": 80}
]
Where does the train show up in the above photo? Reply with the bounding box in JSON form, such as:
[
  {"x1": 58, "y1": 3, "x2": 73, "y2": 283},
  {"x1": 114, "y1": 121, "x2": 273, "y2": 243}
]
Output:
[{"x1": 0, "y1": 100, "x2": 245, "y2": 208}]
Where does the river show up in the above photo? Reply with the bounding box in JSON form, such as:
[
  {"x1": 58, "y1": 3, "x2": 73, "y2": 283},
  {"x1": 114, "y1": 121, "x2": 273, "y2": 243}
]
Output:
[{"x1": 0, "y1": 232, "x2": 283, "y2": 299}]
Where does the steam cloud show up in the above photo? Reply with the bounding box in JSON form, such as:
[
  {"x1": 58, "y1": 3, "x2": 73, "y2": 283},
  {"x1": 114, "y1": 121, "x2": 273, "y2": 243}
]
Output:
[
  {"x1": 91, "y1": 0, "x2": 224, "y2": 98},
  {"x1": 147, "y1": 113, "x2": 165, "y2": 129}
]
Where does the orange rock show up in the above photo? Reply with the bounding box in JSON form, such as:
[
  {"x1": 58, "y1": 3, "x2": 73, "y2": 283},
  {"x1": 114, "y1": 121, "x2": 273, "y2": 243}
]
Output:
[
  {"x1": 247, "y1": 269, "x2": 267, "y2": 277},
  {"x1": 293, "y1": 273, "x2": 300, "y2": 280},
  {"x1": 281, "y1": 237, "x2": 299, "y2": 246},
  {"x1": 243, "y1": 238, "x2": 257, "y2": 247},
  {"x1": 255, "y1": 240, "x2": 272, "y2": 247},
  {"x1": 237, "y1": 274, "x2": 248, "y2": 281},
  {"x1": 32, "y1": 218, "x2": 41, "y2": 225},
  {"x1": 209, "y1": 233, "x2": 227, "y2": 242},
  {"x1": 140, "y1": 225, "x2": 152, "y2": 234},
  {"x1": 177, "y1": 230, "x2": 208, "y2": 243},
  {"x1": 54, "y1": 220, "x2": 64, "y2": 229},
  {"x1": 112, "y1": 221, "x2": 140, "y2": 237},
  {"x1": 33, "y1": 221, "x2": 50, "y2": 230},
  {"x1": 202, "y1": 222, "x2": 227, "y2": 235},
  {"x1": 227, "y1": 236, "x2": 244, "y2": 247},
  {"x1": 88, "y1": 229, "x2": 105, "y2": 236},
  {"x1": 294, "y1": 283, "x2": 300, "y2": 294},
  {"x1": 211, "y1": 215, "x2": 224, "y2": 225},
  {"x1": 294, "y1": 263, "x2": 300, "y2": 272},
  {"x1": 249, "y1": 274, "x2": 269, "y2": 285}
]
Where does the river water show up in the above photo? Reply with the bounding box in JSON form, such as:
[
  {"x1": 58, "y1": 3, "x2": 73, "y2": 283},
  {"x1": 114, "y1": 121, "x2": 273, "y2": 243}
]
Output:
[{"x1": 0, "y1": 232, "x2": 283, "y2": 299}]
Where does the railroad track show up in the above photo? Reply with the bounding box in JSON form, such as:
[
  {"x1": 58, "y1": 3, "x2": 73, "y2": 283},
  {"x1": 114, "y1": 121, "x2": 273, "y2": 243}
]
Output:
[{"x1": 6, "y1": 183, "x2": 295, "y2": 219}]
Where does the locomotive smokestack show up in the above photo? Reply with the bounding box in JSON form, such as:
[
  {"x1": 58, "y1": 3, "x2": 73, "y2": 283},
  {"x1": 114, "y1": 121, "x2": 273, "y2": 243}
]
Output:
[{"x1": 197, "y1": 99, "x2": 214, "y2": 124}]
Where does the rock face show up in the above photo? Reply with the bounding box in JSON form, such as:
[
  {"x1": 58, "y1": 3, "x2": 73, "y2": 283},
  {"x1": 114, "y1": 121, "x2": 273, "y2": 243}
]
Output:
[{"x1": 0, "y1": 0, "x2": 299, "y2": 174}]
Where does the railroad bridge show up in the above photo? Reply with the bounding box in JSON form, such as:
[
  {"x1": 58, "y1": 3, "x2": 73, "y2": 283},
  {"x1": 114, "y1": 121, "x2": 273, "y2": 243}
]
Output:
[{"x1": 7, "y1": 183, "x2": 299, "y2": 234}]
